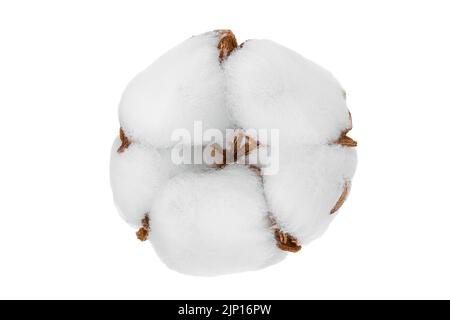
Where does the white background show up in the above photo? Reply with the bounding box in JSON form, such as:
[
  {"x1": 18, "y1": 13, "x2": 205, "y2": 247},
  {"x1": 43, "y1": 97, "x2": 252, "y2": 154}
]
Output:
[{"x1": 1, "y1": 0, "x2": 449, "y2": 299}]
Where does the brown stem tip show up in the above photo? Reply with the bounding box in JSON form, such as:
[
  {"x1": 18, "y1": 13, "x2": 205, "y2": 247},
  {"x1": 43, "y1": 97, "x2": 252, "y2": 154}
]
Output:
[
  {"x1": 217, "y1": 29, "x2": 238, "y2": 62},
  {"x1": 336, "y1": 132, "x2": 357, "y2": 147},
  {"x1": 331, "y1": 181, "x2": 350, "y2": 214},
  {"x1": 335, "y1": 112, "x2": 357, "y2": 147},
  {"x1": 269, "y1": 214, "x2": 302, "y2": 253},
  {"x1": 274, "y1": 229, "x2": 302, "y2": 253},
  {"x1": 117, "y1": 127, "x2": 132, "y2": 153},
  {"x1": 136, "y1": 215, "x2": 150, "y2": 241}
]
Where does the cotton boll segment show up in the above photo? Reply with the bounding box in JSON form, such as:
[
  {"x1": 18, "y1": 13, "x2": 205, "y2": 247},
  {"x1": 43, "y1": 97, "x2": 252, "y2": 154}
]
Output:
[
  {"x1": 224, "y1": 39, "x2": 350, "y2": 146},
  {"x1": 149, "y1": 165, "x2": 285, "y2": 276},
  {"x1": 110, "y1": 139, "x2": 170, "y2": 228},
  {"x1": 119, "y1": 31, "x2": 232, "y2": 147},
  {"x1": 263, "y1": 144, "x2": 357, "y2": 244}
]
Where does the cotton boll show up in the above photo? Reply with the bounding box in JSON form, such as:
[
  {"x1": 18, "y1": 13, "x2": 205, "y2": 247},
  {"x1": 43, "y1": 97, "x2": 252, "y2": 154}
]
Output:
[
  {"x1": 110, "y1": 29, "x2": 358, "y2": 275},
  {"x1": 263, "y1": 144, "x2": 357, "y2": 244},
  {"x1": 150, "y1": 165, "x2": 285, "y2": 276},
  {"x1": 119, "y1": 31, "x2": 232, "y2": 147},
  {"x1": 110, "y1": 139, "x2": 170, "y2": 228},
  {"x1": 224, "y1": 39, "x2": 350, "y2": 146}
]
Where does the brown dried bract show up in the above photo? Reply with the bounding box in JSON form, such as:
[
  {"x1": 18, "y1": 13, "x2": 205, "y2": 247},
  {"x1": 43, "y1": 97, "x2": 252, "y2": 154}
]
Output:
[
  {"x1": 136, "y1": 215, "x2": 150, "y2": 241},
  {"x1": 274, "y1": 229, "x2": 302, "y2": 253},
  {"x1": 336, "y1": 132, "x2": 357, "y2": 147},
  {"x1": 335, "y1": 112, "x2": 357, "y2": 147},
  {"x1": 268, "y1": 215, "x2": 301, "y2": 253},
  {"x1": 117, "y1": 127, "x2": 132, "y2": 153},
  {"x1": 209, "y1": 130, "x2": 260, "y2": 167},
  {"x1": 331, "y1": 181, "x2": 350, "y2": 214},
  {"x1": 228, "y1": 130, "x2": 259, "y2": 163},
  {"x1": 217, "y1": 29, "x2": 238, "y2": 62}
]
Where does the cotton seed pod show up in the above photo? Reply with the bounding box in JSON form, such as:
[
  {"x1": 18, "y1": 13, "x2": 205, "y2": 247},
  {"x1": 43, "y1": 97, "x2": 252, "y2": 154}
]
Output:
[{"x1": 110, "y1": 30, "x2": 357, "y2": 276}]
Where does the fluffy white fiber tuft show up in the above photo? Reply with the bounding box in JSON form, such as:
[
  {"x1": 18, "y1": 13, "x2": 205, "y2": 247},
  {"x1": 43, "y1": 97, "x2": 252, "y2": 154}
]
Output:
[
  {"x1": 224, "y1": 39, "x2": 350, "y2": 146},
  {"x1": 263, "y1": 144, "x2": 357, "y2": 244},
  {"x1": 110, "y1": 139, "x2": 170, "y2": 228},
  {"x1": 149, "y1": 165, "x2": 285, "y2": 276},
  {"x1": 119, "y1": 31, "x2": 232, "y2": 147}
]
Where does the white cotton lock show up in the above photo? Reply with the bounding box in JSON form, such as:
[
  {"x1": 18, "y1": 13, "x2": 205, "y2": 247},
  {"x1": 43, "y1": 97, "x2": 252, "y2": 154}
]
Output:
[
  {"x1": 110, "y1": 140, "x2": 211, "y2": 228},
  {"x1": 110, "y1": 139, "x2": 169, "y2": 228},
  {"x1": 224, "y1": 39, "x2": 350, "y2": 146},
  {"x1": 149, "y1": 165, "x2": 285, "y2": 276},
  {"x1": 119, "y1": 31, "x2": 232, "y2": 148},
  {"x1": 263, "y1": 144, "x2": 357, "y2": 244}
]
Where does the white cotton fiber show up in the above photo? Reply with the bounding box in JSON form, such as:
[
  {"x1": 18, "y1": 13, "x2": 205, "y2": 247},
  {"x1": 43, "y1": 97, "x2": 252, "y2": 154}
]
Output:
[
  {"x1": 119, "y1": 31, "x2": 232, "y2": 147},
  {"x1": 263, "y1": 144, "x2": 357, "y2": 244},
  {"x1": 110, "y1": 139, "x2": 171, "y2": 228},
  {"x1": 149, "y1": 165, "x2": 285, "y2": 276},
  {"x1": 110, "y1": 139, "x2": 213, "y2": 228},
  {"x1": 224, "y1": 39, "x2": 350, "y2": 146}
]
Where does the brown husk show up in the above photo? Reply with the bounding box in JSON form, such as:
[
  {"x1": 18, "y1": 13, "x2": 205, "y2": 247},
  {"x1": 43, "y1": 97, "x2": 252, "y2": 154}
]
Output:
[
  {"x1": 330, "y1": 181, "x2": 350, "y2": 214},
  {"x1": 136, "y1": 215, "x2": 150, "y2": 241},
  {"x1": 117, "y1": 128, "x2": 131, "y2": 153},
  {"x1": 217, "y1": 30, "x2": 238, "y2": 62}
]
